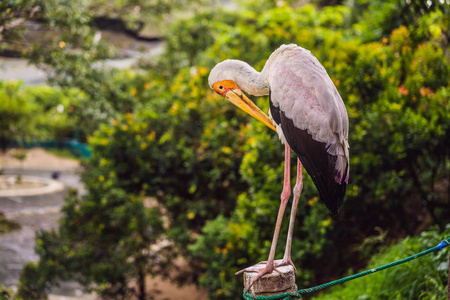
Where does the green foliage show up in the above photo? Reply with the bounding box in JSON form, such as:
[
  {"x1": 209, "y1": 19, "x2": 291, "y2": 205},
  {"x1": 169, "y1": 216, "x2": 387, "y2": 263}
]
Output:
[
  {"x1": 0, "y1": 81, "x2": 94, "y2": 145},
  {"x1": 1, "y1": 0, "x2": 112, "y2": 61},
  {"x1": 339, "y1": 25, "x2": 450, "y2": 233},
  {"x1": 45, "y1": 148, "x2": 79, "y2": 160},
  {"x1": 12, "y1": 150, "x2": 27, "y2": 161},
  {"x1": 1, "y1": 0, "x2": 214, "y2": 137},
  {"x1": 159, "y1": 10, "x2": 218, "y2": 72},
  {"x1": 0, "y1": 81, "x2": 40, "y2": 149},
  {"x1": 2, "y1": 0, "x2": 131, "y2": 133},
  {"x1": 84, "y1": 67, "x2": 252, "y2": 263},
  {"x1": 349, "y1": 0, "x2": 450, "y2": 42},
  {"x1": 0, "y1": 284, "x2": 21, "y2": 300},
  {"x1": 17, "y1": 262, "x2": 48, "y2": 300},
  {"x1": 89, "y1": 0, "x2": 208, "y2": 32},
  {"x1": 0, "y1": 212, "x2": 20, "y2": 235},
  {"x1": 0, "y1": 0, "x2": 39, "y2": 53},
  {"x1": 313, "y1": 226, "x2": 450, "y2": 300}
]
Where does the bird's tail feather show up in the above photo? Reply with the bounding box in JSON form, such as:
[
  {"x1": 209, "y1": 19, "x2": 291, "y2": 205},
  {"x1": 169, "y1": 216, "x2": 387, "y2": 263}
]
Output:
[{"x1": 298, "y1": 154, "x2": 347, "y2": 215}]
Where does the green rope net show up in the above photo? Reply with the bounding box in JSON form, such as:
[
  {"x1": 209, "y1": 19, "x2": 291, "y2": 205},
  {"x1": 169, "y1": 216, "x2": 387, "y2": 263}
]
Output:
[{"x1": 243, "y1": 237, "x2": 450, "y2": 300}]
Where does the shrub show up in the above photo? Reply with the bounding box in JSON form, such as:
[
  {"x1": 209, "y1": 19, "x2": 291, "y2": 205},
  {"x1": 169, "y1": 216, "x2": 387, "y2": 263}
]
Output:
[{"x1": 313, "y1": 226, "x2": 450, "y2": 300}]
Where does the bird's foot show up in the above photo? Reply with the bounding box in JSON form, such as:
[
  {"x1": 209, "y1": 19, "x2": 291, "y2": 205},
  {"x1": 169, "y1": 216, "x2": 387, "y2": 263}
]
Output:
[
  {"x1": 235, "y1": 261, "x2": 282, "y2": 292},
  {"x1": 274, "y1": 258, "x2": 298, "y2": 274}
]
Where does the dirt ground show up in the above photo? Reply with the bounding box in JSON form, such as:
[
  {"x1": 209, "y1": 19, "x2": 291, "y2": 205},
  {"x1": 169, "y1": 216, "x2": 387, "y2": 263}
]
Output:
[
  {"x1": 0, "y1": 148, "x2": 81, "y2": 171},
  {"x1": 0, "y1": 148, "x2": 207, "y2": 300},
  {"x1": 146, "y1": 275, "x2": 207, "y2": 300}
]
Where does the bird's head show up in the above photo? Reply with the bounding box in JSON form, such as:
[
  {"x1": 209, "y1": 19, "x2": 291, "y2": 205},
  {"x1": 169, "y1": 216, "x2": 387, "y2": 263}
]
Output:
[
  {"x1": 211, "y1": 80, "x2": 238, "y2": 97},
  {"x1": 209, "y1": 62, "x2": 275, "y2": 131}
]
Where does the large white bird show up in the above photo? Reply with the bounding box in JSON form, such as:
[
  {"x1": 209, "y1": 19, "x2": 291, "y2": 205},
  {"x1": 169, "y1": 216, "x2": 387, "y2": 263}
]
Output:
[{"x1": 208, "y1": 44, "x2": 350, "y2": 290}]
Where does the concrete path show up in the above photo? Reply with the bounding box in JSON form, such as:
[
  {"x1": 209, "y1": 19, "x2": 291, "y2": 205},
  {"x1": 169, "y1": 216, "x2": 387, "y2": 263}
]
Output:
[{"x1": 0, "y1": 148, "x2": 91, "y2": 298}]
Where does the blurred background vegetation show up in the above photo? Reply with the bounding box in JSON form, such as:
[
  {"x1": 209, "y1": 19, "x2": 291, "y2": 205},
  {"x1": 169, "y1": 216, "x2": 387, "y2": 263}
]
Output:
[{"x1": 0, "y1": 0, "x2": 449, "y2": 299}]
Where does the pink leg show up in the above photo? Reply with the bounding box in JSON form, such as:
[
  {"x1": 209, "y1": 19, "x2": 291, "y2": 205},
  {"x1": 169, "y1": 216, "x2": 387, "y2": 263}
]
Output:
[
  {"x1": 236, "y1": 144, "x2": 292, "y2": 291},
  {"x1": 276, "y1": 159, "x2": 303, "y2": 273}
]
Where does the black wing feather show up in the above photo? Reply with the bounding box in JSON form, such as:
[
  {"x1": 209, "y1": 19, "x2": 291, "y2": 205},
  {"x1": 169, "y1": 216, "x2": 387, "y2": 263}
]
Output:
[{"x1": 279, "y1": 112, "x2": 346, "y2": 215}]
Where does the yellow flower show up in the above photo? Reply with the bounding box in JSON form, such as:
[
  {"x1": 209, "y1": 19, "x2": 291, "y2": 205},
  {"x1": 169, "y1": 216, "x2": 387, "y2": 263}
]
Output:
[
  {"x1": 331, "y1": 78, "x2": 340, "y2": 87},
  {"x1": 147, "y1": 131, "x2": 156, "y2": 141},
  {"x1": 308, "y1": 196, "x2": 318, "y2": 206},
  {"x1": 187, "y1": 211, "x2": 195, "y2": 220},
  {"x1": 198, "y1": 67, "x2": 209, "y2": 76},
  {"x1": 321, "y1": 217, "x2": 332, "y2": 227},
  {"x1": 169, "y1": 103, "x2": 179, "y2": 116},
  {"x1": 222, "y1": 146, "x2": 232, "y2": 155},
  {"x1": 144, "y1": 82, "x2": 151, "y2": 90},
  {"x1": 130, "y1": 88, "x2": 137, "y2": 96},
  {"x1": 59, "y1": 41, "x2": 66, "y2": 49},
  {"x1": 98, "y1": 175, "x2": 105, "y2": 182}
]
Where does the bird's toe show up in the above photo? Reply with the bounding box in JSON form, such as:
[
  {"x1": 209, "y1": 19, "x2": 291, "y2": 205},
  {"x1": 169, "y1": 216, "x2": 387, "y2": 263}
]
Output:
[{"x1": 274, "y1": 258, "x2": 298, "y2": 274}]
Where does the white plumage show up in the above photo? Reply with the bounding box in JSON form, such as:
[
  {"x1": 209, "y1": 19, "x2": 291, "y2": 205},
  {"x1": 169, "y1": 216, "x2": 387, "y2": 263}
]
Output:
[
  {"x1": 209, "y1": 44, "x2": 350, "y2": 182},
  {"x1": 267, "y1": 45, "x2": 349, "y2": 181}
]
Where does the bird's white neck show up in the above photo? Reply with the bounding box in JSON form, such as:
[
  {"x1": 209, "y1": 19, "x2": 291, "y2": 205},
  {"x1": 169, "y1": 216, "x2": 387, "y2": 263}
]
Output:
[
  {"x1": 209, "y1": 45, "x2": 296, "y2": 97},
  {"x1": 233, "y1": 60, "x2": 270, "y2": 96},
  {"x1": 208, "y1": 59, "x2": 270, "y2": 96}
]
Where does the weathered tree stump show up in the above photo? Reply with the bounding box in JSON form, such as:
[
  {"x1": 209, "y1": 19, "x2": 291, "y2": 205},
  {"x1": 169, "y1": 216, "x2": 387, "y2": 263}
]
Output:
[{"x1": 243, "y1": 263, "x2": 296, "y2": 296}]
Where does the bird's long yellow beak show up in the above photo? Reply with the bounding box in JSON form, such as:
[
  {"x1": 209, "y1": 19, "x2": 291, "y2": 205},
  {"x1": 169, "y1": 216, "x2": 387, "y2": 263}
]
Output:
[{"x1": 224, "y1": 89, "x2": 276, "y2": 131}]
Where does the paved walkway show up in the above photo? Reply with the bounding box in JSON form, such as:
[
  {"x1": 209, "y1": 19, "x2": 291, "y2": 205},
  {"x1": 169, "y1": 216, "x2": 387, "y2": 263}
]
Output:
[
  {"x1": 0, "y1": 148, "x2": 81, "y2": 172},
  {"x1": 0, "y1": 148, "x2": 92, "y2": 298}
]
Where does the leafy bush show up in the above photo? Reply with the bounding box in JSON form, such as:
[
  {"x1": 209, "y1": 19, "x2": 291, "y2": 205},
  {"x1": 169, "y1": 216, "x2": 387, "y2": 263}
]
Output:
[
  {"x1": 0, "y1": 212, "x2": 20, "y2": 235},
  {"x1": 0, "y1": 284, "x2": 20, "y2": 300},
  {"x1": 313, "y1": 226, "x2": 450, "y2": 300},
  {"x1": 0, "y1": 81, "x2": 41, "y2": 149},
  {"x1": 17, "y1": 262, "x2": 48, "y2": 300},
  {"x1": 0, "y1": 82, "x2": 96, "y2": 146},
  {"x1": 83, "y1": 67, "x2": 253, "y2": 262}
]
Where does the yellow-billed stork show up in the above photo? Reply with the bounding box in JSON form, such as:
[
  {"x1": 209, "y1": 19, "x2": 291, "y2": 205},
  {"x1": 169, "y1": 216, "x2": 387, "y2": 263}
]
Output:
[{"x1": 208, "y1": 44, "x2": 350, "y2": 290}]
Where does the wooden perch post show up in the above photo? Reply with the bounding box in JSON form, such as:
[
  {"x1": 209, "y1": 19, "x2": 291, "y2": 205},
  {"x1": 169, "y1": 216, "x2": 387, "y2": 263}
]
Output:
[{"x1": 243, "y1": 263, "x2": 296, "y2": 297}]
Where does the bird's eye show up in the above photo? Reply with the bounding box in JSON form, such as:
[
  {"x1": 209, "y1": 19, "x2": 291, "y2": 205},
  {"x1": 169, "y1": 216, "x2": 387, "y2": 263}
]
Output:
[{"x1": 219, "y1": 85, "x2": 224, "y2": 90}]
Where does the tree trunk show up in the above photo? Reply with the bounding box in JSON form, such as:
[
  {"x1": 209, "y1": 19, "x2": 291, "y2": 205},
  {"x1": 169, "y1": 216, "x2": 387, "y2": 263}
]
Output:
[{"x1": 138, "y1": 267, "x2": 146, "y2": 300}]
